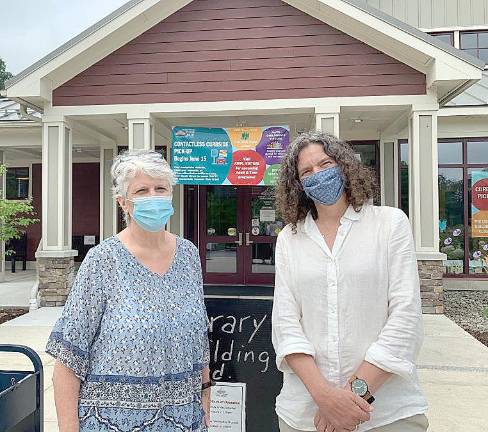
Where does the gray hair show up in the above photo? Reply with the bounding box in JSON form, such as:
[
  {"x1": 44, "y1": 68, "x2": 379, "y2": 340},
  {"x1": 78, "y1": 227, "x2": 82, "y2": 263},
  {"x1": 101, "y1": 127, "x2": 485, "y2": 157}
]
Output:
[
  {"x1": 111, "y1": 150, "x2": 176, "y2": 225},
  {"x1": 111, "y1": 150, "x2": 175, "y2": 199}
]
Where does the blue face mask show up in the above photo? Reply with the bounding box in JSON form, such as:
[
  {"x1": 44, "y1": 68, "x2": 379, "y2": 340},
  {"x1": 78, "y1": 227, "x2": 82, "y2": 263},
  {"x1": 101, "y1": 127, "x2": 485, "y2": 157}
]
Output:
[
  {"x1": 302, "y1": 165, "x2": 345, "y2": 206},
  {"x1": 129, "y1": 196, "x2": 174, "y2": 232}
]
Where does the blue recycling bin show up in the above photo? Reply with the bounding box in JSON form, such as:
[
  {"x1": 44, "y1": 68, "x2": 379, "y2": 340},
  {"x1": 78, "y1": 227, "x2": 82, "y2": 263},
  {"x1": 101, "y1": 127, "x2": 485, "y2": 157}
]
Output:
[{"x1": 0, "y1": 345, "x2": 44, "y2": 432}]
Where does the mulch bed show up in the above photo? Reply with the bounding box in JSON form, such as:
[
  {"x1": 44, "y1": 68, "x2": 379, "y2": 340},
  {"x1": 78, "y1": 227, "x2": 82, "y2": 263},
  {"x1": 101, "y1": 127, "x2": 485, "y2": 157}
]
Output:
[
  {"x1": 0, "y1": 308, "x2": 28, "y2": 325},
  {"x1": 444, "y1": 291, "x2": 488, "y2": 348}
]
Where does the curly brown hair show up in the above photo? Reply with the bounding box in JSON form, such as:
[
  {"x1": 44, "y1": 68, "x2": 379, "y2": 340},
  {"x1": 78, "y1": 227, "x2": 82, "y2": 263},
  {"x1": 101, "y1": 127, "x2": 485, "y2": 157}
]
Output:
[{"x1": 275, "y1": 131, "x2": 378, "y2": 231}]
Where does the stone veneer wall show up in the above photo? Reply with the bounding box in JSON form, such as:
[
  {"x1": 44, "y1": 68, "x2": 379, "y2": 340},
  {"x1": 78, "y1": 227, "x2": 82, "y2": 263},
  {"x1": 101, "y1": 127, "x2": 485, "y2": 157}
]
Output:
[
  {"x1": 37, "y1": 257, "x2": 75, "y2": 307},
  {"x1": 418, "y1": 260, "x2": 444, "y2": 314}
]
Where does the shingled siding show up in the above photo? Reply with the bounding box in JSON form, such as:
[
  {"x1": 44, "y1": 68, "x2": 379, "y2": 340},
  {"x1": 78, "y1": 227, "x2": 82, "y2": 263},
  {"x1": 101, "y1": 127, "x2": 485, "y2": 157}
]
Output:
[{"x1": 52, "y1": 0, "x2": 426, "y2": 106}]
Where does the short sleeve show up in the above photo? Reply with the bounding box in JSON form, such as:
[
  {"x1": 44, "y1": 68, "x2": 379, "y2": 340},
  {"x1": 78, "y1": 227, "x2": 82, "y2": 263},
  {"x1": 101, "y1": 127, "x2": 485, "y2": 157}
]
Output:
[{"x1": 45, "y1": 248, "x2": 106, "y2": 381}]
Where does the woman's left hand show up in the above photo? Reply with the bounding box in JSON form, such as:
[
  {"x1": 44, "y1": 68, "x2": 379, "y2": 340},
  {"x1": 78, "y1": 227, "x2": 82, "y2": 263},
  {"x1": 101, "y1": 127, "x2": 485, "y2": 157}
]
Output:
[
  {"x1": 314, "y1": 410, "x2": 336, "y2": 432},
  {"x1": 202, "y1": 388, "x2": 211, "y2": 427}
]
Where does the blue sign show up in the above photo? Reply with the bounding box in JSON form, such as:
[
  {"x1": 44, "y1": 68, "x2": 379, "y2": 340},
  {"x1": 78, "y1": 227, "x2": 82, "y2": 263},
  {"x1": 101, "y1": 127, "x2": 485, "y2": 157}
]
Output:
[{"x1": 172, "y1": 127, "x2": 233, "y2": 185}]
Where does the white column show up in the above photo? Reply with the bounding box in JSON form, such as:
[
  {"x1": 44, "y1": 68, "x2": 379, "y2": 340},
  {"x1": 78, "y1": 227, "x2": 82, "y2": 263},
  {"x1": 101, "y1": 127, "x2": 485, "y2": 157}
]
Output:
[
  {"x1": 408, "y1": 110, "x2": 445, "y2": 259},
  {"x1": 100, "y1": 145, "x2": 117, "y2": 239},
  {"x1": 0, "y1": 150, "x2": 5, "y2": 280},
  {"x1": 128, "y1": 116, "x2": 155, "y2": 151},
  {"x1": 380, "y1": 139, "x2": 396, "y2": 207},
  {"x1": 315, "y1": 110, "x2": 340, "y2": 137},
  {"x1": 38, "y1": 120, "x2": 77, "y2": 257}
]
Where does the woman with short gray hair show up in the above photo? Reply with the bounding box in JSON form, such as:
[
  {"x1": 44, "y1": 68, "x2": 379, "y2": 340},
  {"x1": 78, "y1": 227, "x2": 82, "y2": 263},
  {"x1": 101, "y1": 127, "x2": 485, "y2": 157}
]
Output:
[{"x1": 46, "y1": 150, "x2": 211, "y2": 432}]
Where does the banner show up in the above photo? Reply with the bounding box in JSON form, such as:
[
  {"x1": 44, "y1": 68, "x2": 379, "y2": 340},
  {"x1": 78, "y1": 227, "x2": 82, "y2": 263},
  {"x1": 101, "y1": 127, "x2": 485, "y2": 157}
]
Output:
[
  {"x1": 472, "y1": 170, "x2": 488, "y2": 237},
  {"x1": 171, "y1": 126, "x2": 289, "y2": 185}
]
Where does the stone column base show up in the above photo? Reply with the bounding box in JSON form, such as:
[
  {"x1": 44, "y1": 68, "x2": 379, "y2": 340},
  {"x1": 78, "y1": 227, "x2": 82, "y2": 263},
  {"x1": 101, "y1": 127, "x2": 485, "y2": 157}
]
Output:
[
  {"x1": 418, "y1": 260, "x2": 444, "y2": 314},
  {"x1": 37, "y1": 257, "x2": 75, "y2": 307}
]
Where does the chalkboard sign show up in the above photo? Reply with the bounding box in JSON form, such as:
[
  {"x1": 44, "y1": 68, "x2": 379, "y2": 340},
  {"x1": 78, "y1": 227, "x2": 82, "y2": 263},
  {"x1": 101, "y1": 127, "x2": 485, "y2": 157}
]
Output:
[{"x1": 205, "y1": 298, "x2": 282, "y2": 432}]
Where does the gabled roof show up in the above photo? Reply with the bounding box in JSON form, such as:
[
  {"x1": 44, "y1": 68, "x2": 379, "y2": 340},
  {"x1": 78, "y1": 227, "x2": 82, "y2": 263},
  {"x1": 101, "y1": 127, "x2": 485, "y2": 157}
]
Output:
[
  {"x1": 5, "y1": 0, "x2": 484, "y2": 108},
  {"x1": 5, "y1": 0, "x2": 147, "y2": 90},
  {"x1": 0, "y1": 98, "x2": 40, "y2": 121},
  {"x1": 341, "y1": 0, "x2": 484, "y2": 69}
]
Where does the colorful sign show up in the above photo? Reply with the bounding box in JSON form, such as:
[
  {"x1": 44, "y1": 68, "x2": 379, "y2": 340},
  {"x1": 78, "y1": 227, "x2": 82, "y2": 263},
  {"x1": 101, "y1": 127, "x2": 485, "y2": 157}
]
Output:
[
  {"x1": 472, "y1": 171, "x2": 488, "y2": 237},
  {"x1": 171, "y1": 126, "x2": 289, "y2": 185}
]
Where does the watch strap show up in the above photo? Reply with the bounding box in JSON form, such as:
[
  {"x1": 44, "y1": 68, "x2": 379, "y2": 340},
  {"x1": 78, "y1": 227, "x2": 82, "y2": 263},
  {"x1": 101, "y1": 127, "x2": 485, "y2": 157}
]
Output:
[{"x1": 364, "y1": 391, "x2": 375, "y2": 404}]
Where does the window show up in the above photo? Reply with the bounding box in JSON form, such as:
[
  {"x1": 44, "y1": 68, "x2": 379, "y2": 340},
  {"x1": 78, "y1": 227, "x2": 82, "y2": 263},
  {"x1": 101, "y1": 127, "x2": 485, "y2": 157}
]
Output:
[
  {"x1": 398, "y1": 140, "x2": 409, "y2": 217},
  {"x1": 6, "y1": 167, "x2": 29, "y2": 200},
  {"x1": 429, "y1": 32, "x2": 455, "y2": 46},
  {"x1": 460, "y1": 31, "x2": 488, "y2": 62},
  {"x1": 399, "y1": 138, "x2": 488, "y2": 277}
]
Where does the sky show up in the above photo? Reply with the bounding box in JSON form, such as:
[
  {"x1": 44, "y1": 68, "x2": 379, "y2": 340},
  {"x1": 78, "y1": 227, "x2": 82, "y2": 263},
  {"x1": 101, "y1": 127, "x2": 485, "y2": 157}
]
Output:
[{"x1": 0, "y1": 0, "x2": 128, "y2": 75}]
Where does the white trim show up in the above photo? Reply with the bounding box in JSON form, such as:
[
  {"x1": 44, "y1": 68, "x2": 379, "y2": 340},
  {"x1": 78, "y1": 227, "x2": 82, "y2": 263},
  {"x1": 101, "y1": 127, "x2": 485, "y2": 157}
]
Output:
[
  {"x1": 68, "y1": 127, "x2": 73, "y2": 248},
  {"x1": 0, "y1": 122, "x2": 41, "y2": 129},
  {"x1": 409, "y1": 110, "x2": 440, "y2": 255},
  {"x1": 416, "y1": 252, "x2": 447, "y2": 261},
  {"x1": 420, "y1": 25, "x2": 488, "y2": 33},
  {"x1": 44, "y1": 95, "x2": 440, "y2": 119},
  {"x1": 439, "y1": 106, "x2": 488, "y2": 116},
  {"x1": 41, "y1": 122, "x2": 50, "y2": 251},
  {"x1": 315, "y1": 111, "x2": 340, "y2": 137},
  {"x1": 454, "y1": 31, "x2": 461, "y2": 50},
  {"x1": 393, "y1": 139, "x2": 399, "y2": 208},
  {"x1": 99, "y1": 147, "x2": 105, "y2": 240},
  {"x1": 35, "y1": 249, "x2": 78, "y2": 258}
]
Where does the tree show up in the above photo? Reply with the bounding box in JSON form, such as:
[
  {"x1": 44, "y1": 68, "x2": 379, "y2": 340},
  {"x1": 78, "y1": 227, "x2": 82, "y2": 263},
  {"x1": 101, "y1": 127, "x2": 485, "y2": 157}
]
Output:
[
  {"x1": 0, "y1": 58, "x2": 13, "y2": 91},
  {"x1": 0, "y1": 165, "x2": 38, "y2": 260}
]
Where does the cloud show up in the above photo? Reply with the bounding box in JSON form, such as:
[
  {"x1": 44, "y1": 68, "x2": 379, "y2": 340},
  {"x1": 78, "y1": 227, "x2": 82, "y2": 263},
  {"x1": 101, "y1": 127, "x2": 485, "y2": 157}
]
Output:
[{"x1": 0, "y1": 0, "x2": 127, "y2": 75}]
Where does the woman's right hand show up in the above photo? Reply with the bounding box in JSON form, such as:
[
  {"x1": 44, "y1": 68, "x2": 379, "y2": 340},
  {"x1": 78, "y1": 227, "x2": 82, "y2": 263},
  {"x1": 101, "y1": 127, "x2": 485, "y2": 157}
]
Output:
[{"x1": 314, "y1": 386, "x2": 372, "y2": 431}]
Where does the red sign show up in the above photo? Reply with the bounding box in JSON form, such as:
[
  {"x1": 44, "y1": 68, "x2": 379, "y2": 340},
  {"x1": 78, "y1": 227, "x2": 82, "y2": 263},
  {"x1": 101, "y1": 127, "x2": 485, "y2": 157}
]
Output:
[{"x1": 227, "y1": 151, "x2": 266, "y2": 185}]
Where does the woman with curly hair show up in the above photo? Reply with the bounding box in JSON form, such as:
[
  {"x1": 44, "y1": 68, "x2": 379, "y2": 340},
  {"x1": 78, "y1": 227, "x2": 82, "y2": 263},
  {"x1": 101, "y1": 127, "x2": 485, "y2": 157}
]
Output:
[{"x1": 272, "y1": 132, "x2": 428, "y2": 432}]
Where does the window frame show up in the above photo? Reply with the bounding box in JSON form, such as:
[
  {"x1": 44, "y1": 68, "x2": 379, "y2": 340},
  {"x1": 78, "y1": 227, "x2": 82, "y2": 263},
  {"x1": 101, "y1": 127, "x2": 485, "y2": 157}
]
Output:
[
  {"x1": 428, "y1": 31, "x2": 455, "y2": 46},
  {"x1": 398, "y1": 137, "x2": 488, "y2": 279},
  {"x1": 5, "y1": 166, "x2": 31, "y2": 201},
  {"x1": 459, "y1": 30, "x2": 488, "y2": 63}
]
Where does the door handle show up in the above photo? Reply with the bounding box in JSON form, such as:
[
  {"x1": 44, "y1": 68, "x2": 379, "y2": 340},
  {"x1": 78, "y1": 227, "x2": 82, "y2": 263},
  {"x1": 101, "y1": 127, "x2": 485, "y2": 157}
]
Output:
[
  {"x1": 235, "y1": 232, "x2": 243, "y2": 246},
  {"x1": 245, "y1": 232, "x2": 254, "y2": 246}
]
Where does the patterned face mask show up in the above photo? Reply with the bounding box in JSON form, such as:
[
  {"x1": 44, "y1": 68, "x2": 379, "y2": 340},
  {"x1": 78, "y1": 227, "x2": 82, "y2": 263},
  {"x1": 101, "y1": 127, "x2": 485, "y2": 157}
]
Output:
[{"x1": 301, "y1": 165, "x2": 345, "y2": 206}]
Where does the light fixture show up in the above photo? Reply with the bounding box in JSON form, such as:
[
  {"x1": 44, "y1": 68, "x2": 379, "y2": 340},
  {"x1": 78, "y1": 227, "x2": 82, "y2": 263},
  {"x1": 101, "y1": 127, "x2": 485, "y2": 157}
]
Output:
[
  {"x1": 353, "y1": 118, "x2": 363, "y2": 124},
  {"x1": 74, "y1": 148, "x2": 83, "y2": 153}
]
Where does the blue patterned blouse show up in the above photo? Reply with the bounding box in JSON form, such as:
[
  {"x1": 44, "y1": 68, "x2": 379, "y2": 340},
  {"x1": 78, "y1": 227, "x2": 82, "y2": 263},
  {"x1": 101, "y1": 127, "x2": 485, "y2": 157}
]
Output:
[{"x1": 46, "y1": 236, "x2": 210, "y2": 432}]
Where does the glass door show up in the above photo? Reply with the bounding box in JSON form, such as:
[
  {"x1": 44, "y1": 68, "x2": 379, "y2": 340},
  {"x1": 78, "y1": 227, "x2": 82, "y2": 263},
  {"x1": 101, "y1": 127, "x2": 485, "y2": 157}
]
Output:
[
  {"x1": 243, "y1": 186, "x2": 284, "y2": 285},
  {"x1": 197, "y1": 186, "x2": 283, "y2": 285},
  {"x1": 199, "y1": 186, "x2": 246, "y2": 284}
]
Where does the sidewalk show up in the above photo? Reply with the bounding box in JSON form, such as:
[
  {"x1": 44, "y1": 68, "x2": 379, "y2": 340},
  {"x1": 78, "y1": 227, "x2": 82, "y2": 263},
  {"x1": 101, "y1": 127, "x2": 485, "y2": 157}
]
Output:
[
  {"x1": 0, "y1": 310, "x2": 487, "y2": 432},
  {"x1": 0, "y1": 269, "x2": 37, "y2": 307}
]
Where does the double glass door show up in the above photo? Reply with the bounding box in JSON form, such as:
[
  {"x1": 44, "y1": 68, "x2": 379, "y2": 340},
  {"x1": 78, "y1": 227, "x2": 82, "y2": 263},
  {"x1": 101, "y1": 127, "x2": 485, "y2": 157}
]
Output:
[{"x1": 198, "y1": 186, "x2": 283, "y2": 285}]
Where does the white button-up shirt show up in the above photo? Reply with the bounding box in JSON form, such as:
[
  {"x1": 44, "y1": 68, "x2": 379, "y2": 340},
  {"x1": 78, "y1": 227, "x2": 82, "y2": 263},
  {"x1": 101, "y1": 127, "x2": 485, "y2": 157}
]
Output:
[{"x1": 272, "y1": 204, "x2": 428, "y2": 431}]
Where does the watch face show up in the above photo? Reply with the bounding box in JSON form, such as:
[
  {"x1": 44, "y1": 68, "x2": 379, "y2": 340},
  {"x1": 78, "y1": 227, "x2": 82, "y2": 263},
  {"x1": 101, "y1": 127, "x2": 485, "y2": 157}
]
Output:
[{"x1": 351, "y1": 379, "x2": 368, "y2": 397}]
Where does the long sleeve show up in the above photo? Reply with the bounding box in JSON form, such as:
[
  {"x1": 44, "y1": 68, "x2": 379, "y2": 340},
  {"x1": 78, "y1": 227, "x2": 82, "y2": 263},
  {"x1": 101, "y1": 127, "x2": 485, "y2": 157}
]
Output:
[
  {"x1": 272, "y1": 231, "x2": 315, "y2": 373},
  {"x1": 45, "y1": 248, "x2": 106, "y2": 381},
  {"x1": 364, "y1": 209, "x2": 424, "y2": 381}
]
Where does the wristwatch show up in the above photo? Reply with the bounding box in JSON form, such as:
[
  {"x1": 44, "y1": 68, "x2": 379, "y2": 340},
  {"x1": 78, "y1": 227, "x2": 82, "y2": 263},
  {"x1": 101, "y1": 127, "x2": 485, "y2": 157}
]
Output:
[
  {"x1": 201, "y1": 380, "x2": 215, "y2": 391},
  {"x1": 349, "y1": 376, "x2": 375, "y2": 404}
]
